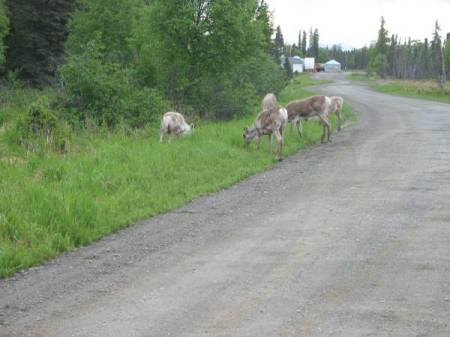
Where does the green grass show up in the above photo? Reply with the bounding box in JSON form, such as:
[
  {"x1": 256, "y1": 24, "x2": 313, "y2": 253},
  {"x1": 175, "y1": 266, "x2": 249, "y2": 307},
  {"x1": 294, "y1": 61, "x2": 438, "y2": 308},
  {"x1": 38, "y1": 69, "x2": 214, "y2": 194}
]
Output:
[
  {"x1": 374, "y1": 80, "x2": 450, "y2": 103},
  {"x1": 346, "y1": 72, "x2": 450, "y2": 104},
  {"x1": 289, "y1": 72, "x2": 332, "y2": 87},
  {"x1": 346, "y1": 72, "x2": 380, "y2": 81},
  {"x1": 0, "y1": 74, "x2": 354, "y2": 278}
]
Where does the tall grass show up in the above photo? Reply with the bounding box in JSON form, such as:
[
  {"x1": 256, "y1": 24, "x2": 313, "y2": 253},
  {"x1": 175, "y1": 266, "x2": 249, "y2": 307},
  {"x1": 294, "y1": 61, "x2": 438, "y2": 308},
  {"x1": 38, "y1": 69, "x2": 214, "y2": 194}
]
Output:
[
  {"x1": 346, "y1": 72, "x2": 380, "y2": 81},
  {"x1": 0, "y1": 74, "x2": 354, "y2": 277},
  {"x1": 375, "y1": 80, "x2": 450, "y2": 103},
  {"x1": 346, "y1": 72, "x2": 450, "y2": 103}
]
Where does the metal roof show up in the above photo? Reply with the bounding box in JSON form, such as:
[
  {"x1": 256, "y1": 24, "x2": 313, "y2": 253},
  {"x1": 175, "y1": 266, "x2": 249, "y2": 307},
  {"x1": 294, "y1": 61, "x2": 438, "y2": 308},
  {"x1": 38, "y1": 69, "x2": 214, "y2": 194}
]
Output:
[
  {"x1": 288, "y1": 56, "x2": 304, "y2": 64},
  {"x1": 325, "y1": 59, "x2": 341, "y2": 65}
]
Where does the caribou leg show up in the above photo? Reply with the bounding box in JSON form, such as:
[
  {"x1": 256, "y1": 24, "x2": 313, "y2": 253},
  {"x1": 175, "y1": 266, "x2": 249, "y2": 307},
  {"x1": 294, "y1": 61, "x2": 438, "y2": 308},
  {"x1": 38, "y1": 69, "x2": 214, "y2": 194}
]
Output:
[
  {"x1": 319, "y1": 114, "x2": 331, "y2": 143},
  {"x1": 273, "y1": 129, "x2": 284, "y2": 161}
]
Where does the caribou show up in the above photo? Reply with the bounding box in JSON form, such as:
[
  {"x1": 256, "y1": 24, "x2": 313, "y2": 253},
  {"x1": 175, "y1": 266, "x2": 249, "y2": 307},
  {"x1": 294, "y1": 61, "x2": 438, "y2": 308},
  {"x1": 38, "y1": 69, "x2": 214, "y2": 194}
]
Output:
[
  {"x1": 243, "y1": 93, "x2": 288, "y2": 161},
  {"x1": 286, "y1": 95, "x2": 332, "y2": 143},
  {"x1": 160, "y1": 112, "x2": 194, "y2": 143}
]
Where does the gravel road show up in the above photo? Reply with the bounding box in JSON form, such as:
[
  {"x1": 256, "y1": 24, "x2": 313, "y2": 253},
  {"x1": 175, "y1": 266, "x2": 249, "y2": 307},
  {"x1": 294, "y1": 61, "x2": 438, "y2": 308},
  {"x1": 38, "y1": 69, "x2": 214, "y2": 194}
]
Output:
[{"x1": 1, "y1": 75, "x2": 449, "y2": 337}]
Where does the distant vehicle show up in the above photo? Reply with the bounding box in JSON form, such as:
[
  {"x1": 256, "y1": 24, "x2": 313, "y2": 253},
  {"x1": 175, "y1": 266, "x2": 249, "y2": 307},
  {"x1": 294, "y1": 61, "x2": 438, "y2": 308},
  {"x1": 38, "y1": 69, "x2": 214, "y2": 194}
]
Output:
[{"x1": 304, "y1": 57, "x2": 315, "y2": 71}]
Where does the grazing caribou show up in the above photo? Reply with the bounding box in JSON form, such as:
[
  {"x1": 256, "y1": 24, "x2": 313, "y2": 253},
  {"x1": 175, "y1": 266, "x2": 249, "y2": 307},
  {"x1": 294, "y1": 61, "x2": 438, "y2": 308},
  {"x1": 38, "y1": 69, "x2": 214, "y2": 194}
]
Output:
[
  {"x1": 286, "y1": 95, "x2": 332, "y2": 143},
  {"x1": 329, "y1": 96, "x2": 344, "y2": 131},
  {"x1": 262, "y1": 93, "x2": 279, "y2": 115},
  {"x1": 243, "y1": 95, "x2": 288, "y2": 161},
  {"x1": 160, "y1": 112, "x2": 194, "y2": 143}
]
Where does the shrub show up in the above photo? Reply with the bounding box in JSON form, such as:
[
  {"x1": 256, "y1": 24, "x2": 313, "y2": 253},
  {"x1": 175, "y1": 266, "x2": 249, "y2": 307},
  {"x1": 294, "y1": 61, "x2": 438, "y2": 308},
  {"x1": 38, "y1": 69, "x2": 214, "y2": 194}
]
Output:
[
  {"x1": 123, "y1": 87, "x2": 171, "y2": 128},
  {"x1": 14, "y1": 96, "x2": 71, "y2": 153},
  {"x1": 59, "y1": 38, "x2": 170, "y2": 128}
]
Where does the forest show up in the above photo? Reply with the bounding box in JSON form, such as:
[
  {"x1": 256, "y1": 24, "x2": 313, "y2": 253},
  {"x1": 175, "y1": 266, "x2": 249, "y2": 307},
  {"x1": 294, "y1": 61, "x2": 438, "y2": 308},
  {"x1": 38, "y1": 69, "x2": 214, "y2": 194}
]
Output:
[
  {"x1": 280, "y1": 18, "x2": 449, "y2": 83},
  {"x1": 1, "y1": 0, "x2": 289, "y2": 130},
  {"x1": 1, "y1": 2, "x2": 447, "y2": 134}
]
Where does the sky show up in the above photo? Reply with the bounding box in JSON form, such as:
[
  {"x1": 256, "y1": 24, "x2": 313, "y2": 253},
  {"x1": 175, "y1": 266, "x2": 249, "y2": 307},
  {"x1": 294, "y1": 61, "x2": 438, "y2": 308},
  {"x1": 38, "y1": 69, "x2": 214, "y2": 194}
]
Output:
[{"x1": 265, "y1": 0, "x2": 450, "y2": 49}]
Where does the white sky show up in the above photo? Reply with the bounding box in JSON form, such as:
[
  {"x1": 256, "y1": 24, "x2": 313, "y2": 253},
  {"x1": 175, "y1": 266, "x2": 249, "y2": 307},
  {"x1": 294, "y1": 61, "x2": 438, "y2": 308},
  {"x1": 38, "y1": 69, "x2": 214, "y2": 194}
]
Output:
[{"x1": 266, "y1": 0, "x2": 450, "y2": 48}]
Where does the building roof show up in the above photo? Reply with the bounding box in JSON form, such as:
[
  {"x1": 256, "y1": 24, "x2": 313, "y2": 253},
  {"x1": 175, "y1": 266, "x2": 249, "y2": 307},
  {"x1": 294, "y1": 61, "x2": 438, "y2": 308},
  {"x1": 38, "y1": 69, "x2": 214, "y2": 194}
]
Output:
[
  {"x1": 288, "y1": 56, "x2": 304, "y2": 65},
  {"x1": 325, "y1": 59, "x2": 341, "y2": 65}
]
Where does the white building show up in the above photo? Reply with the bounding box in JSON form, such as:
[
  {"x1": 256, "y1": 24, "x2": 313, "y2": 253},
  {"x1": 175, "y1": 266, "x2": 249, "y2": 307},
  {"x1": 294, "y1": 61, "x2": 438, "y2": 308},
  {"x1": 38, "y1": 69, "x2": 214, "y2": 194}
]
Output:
[
  {"x1": 324, "y1": 59, "x2": 341, "y2": 72},
  {"x1": 304, "y1": 57, "x2": 315, "y2": 71},
  {"x1": 288, "y1": 56, "x2": 304, "y2": 73}
]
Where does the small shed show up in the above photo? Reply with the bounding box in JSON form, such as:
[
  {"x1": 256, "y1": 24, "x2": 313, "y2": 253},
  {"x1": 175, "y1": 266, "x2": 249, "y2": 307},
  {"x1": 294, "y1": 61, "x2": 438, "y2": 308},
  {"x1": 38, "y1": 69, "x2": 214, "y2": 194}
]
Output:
[
  {"x1": 304, "y1": 57, "x2": 315, "y2": 71},
  {"x1": 288, "y1": 56, "x2": 304, "y2": 73},
  {"x1": 324, "y1": 59, "x2": 341, "y2": 72}
]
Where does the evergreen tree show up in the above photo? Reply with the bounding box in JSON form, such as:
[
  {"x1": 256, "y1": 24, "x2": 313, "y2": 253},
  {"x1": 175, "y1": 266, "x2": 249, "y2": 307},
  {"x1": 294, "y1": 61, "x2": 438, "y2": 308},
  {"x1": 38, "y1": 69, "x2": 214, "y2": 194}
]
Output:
[
  {"x1": 388, "y1": 34, "x2": 397, "y2": 76},
  {"x1": 430, "y1": 20, "x2": 444, "y2": 83},
  {"x1": 284, "y1": 56, "x2": 292, "y2": 79},
  {"x1": 312, "y1": 28, "x2": 319, "y2": 59},
  {"x1": 307, "y1": 27, "x2": 313, "y2": 56},
  {"x1": 375, "y1": 16, "x2": 389, "y2": 55},
  {"x1": 5, "y1": 0, "x2": 74, "y2": 85},
  {"x1": 301, "y1": 30, "x2": 307, "y2": 57},
  {"x1": 370, "y1": 16, "x2": 389, "y2": 78},
  {"x1": 423, "y1": 38, "x2": 431, "y2": 78},
  {"x1": 298, "y1": 30, "x2": 302, "y2": 56},
  {"x1": 274, "y1": 25, "x2": 284, "y2": 61},
  {"x1": 0, "y1": 0, "x2": 8, "y2": 69},
  {"x1": 444, "y1": 33, "x2": 450, "y2": 79}
]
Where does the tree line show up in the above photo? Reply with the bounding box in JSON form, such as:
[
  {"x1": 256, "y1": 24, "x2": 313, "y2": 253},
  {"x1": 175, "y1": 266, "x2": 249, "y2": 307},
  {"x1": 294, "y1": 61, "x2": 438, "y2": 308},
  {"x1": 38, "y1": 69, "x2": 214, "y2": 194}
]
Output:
[
  {"x1": 274, "y1": 17, "x2": 450, "y2": 81},
  {"x1": 0, "y1": 0, "x2": 290, "y2": 126},
  {"x1": 273, "y1": 25, "x2": 369, "y2": 72},
  {"x1": 368, "y1": 17, "x2": 449, "y2": 84}
]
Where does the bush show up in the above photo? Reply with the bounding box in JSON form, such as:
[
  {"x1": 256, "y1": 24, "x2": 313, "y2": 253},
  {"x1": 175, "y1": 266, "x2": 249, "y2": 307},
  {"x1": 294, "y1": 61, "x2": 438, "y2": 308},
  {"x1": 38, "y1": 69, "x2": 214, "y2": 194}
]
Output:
[
  {"x1": 14, "y1": 96, "x2": 71, "y2": 153},
  {"x1": 59, "y1": 38, "x2": 170, "y2": 128},
  {"x1": 189, "y1": 77, "x2": 256, "y2": 119},
  {"x1": 123, "y1": 87, "x2": 171, "y2": 128}
]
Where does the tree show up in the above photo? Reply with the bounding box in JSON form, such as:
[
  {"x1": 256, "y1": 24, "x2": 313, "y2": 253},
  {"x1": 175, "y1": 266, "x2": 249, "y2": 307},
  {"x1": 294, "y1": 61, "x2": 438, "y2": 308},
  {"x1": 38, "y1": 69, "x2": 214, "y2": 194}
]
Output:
[
  {"x1": 301, "y1": 30, "x2": 307, "y2": 57},
  {"x1": 255, "y1": 0, "x2": 273, "y2": 54},
  {"x1": 66, "y1": 0, "x2": 143, "y2": 63},
  {"x1": 132, "y1": 0, "x2": 284, "y2": 118},
  {"x1": 307, "y1": 27, "x2": 313, "y2": 56},
  {"x1": 317, "y1": 48, "x2": 329, "y2": 63},
  {"x1": 274, "y1": 25, "x2": 284, "y2": 61},
  {"x1": 312, "y1": 29, "x2": 319, "y2": 59},
  {"x1": 298, "y1": 30, "x2": 302, "y2": 56},
  {"x1": 430, "y1": 21, "x2": 446, "y2": 85},
  {"x1": 369, "y1": 16, "x2": 390, "y2": 78},
  {"x1": 0, "y1": 0, "x2": 8, "y2": 69},
  {"x1": 368, "y1": 51, "x2": 388, "y2": 77},
  {"x1": 444, "y1": 33, "x2": 450, "y2": 79},
  {"x1": 375, "y1": 16, "x2": 389, "y2": 55},
  {"x1": 284, "y1": 56, "x2": 292, "y2": 79},
  {"x1": 5, "y1": 0, "x2": 74, "y2": 85},
  {"x1": 423, "y1": 38, "x2": 431, "y2": 78}
]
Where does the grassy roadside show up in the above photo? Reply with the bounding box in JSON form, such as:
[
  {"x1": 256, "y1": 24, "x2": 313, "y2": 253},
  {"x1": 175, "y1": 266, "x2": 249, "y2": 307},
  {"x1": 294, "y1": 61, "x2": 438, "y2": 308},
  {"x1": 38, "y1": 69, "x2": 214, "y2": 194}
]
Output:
[
  {"x1": 0, "y1": 74, "x2": 353, "y2": 278},
  {"x1": 374, "y1": 80, "x2": 450, "y2": 103},
  {"x1": 346, "y1": 72, "x2": 450, "y2": 103},
  {"x1": 346, "y1": 72, "x2": 380, "y2": 82}
]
